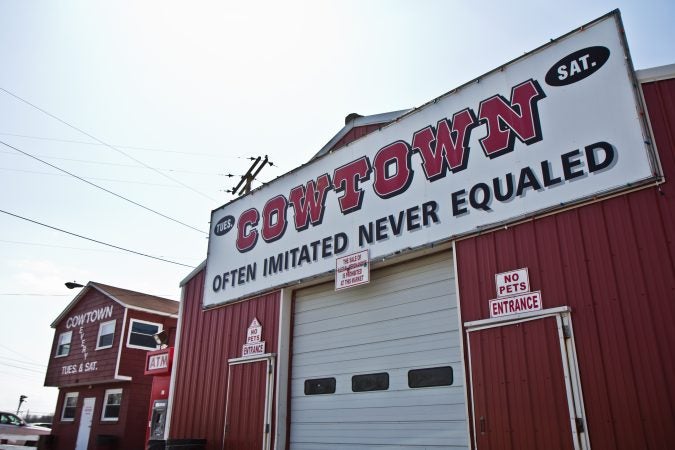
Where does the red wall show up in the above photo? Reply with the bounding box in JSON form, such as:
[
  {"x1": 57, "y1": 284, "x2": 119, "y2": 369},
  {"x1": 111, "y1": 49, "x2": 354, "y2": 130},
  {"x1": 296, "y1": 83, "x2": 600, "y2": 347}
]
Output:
[
  {"x1": 455, "y1": 77, "x2": 675, "y2": 449},
  {"x1": 45, "y1": 291, "x2": 123, "y2": 386},
  {"x1": 170, "y1": 269, "x2": 281, "y2": 450}
]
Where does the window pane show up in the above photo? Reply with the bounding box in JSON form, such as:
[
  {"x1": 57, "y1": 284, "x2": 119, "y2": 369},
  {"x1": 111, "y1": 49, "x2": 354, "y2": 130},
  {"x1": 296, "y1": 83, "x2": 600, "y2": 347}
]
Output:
[
  {"x1": 304, "y1": 378, "x2": 336, "y2": 395},
  {"x1": 408, "y1": 366, "x2": 453, "y2": 388},
  {"x1": 104, "y1": 405, "x2": 120, "y2": 419},
  {"x1": 129, "y1": 333, "x2": 157, "y2": 348},
  {"x1": 99, "y1": 333, "x2": 114, "y2": 347},
  {"x1": 352, "y1": 372, "x2": 389, "y2": 392},
  {"x1": 132, "y1": 322, "x2": 159, "y2": 335}
]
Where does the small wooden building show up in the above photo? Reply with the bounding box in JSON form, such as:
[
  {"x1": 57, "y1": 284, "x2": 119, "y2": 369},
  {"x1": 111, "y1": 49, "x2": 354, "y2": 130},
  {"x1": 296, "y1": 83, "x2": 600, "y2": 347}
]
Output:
[{"x1": 44, "y1": 282, "x2": 178, "y2": 450}]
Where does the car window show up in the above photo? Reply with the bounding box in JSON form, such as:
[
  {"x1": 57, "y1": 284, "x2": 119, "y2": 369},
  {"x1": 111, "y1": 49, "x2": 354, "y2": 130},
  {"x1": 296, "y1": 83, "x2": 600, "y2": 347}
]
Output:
[{"x1": 0, "y1": 413, "x2": 22, "y2": 426}]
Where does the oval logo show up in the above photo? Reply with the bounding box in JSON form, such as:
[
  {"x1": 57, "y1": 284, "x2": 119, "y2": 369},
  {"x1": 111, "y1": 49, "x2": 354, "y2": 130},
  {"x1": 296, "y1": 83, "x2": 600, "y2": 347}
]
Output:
[
  {"x1": 214, "y1": 215, "x2": 235, "y2": 236},
  {"x1": 545, "y1": 46, "x2": 610, "y2": 87}
]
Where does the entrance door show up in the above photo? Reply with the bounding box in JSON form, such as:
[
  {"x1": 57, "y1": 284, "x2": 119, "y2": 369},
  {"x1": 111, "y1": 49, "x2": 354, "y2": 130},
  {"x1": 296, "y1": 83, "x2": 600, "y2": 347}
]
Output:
[
  {"x1": 466, "y1": 308, "x2": 589, "y2": 450},
  {"x1": 75, "y1": 397, "x2": 95, "y2": 450},
  {"x1": 223, "y1": 355, "x2": 274, "y2": 450}
]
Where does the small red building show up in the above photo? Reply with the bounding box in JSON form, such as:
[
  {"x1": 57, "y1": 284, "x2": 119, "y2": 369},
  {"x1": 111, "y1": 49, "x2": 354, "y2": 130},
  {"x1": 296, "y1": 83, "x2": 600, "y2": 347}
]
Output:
[{"x1": 44, "y1": 282, "x2": 178, "y2": 450}]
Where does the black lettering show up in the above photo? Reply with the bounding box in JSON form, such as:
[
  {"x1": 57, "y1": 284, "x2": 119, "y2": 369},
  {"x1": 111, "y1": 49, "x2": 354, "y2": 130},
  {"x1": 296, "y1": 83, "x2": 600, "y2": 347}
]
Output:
[
  {"x1": 541, "y1": 160, "x2": 562, "y2": 187},
  {"x1": 375, "y1": 217, "x2": 388, "y2": 240},
  {"x1": 516, "y1": 166, "x2": 543, "y2": 196},
  {"x1": 586, "y1": 141, "x2": 615, "y2": 172},
  {"x1": 562, "y1": 149, "x2": 585, "y2": 180},
  {"x1": 406, "y1": 206, "x2": 421, "y2": 230},
  {"x1": 452, "y1": 190, "x2": 468, "y2": 216},
  {"x1": 334, "y1": 232, "x2": 348, "y2": 254},
  {"x1": 422, "y1": 201, "x2": 439, "y2": 226},
  {"x1": 322, "y1": 236, "x2": 333, "y2": 258},
  {"x1": 358, "y1": 223, "x2": 373, "y2": 247},
  {"x1": 212, "y1": 275, "x2": 222, "y2": 292},
  {"x1": 469, "y1": 183, "x2": 492, "y2": 211},
  {"x1": 493, "y1": 173, "x2": 514, "y2": 201},
  {"x1": 298, "y1": 245, "x2": 311, "y2": 265},
  {"x1": 389, "y1": 211, "x2": 405, "y2": 235}
]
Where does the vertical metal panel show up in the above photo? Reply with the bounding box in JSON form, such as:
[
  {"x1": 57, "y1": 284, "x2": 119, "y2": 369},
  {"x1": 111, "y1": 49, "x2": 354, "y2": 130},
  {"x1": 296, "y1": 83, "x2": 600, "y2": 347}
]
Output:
[
  {"x1": 456, "y1": 77, "x2": 675, "y2": 449},
  {"x1": 225, "y1": 360, "x2": 269, "y2": 450},
  {"x1": 470, "y1": 317, "x2": 574, "y2": 450},
  {"x1": 169, "y1": 268, "x2": 280, "y2": 450}
]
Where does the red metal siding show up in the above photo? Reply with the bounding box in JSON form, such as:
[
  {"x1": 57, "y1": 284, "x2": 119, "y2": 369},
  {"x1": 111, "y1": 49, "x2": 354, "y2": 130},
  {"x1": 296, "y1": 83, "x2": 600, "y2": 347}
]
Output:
[
  {"x1": 470, "y1": 317, "x2": 574, "y2": 449},
  {"x1": 456, "y1": 77, "x2": 675, "y2": 449},
  {"x1": 170, "y1": 269, "x2": 281, "y2": 450},
  {"x1": 330, "y1": 123, "x2": 383, "y2": 152}
]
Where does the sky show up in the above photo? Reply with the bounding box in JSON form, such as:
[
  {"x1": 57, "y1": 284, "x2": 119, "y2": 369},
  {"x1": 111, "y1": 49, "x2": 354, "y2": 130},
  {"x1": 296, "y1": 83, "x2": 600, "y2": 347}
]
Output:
[{"x1": 1, "y1": 0, "x2": 674, "y2": 417}]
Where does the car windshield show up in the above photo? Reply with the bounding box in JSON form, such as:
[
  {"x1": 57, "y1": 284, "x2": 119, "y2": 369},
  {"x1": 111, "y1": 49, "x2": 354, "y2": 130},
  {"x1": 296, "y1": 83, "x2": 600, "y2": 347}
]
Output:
[{"x1": 0, "y1": 413, "x2": 24, "y2": 426}]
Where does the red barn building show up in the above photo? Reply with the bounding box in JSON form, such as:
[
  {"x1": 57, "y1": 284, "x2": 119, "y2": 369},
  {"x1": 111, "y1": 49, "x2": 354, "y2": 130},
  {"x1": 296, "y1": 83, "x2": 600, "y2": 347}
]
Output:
[
  {"x1": 165, "y1": 11, "x2": 674, "y2": 450},
  {"x1": 45, "y1": 282, "x2": 178, "y2": 450}
]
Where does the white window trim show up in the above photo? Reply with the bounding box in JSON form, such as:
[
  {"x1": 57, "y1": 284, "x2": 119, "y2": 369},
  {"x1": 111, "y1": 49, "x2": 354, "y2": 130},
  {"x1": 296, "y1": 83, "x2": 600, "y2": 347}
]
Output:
[
  {"x1": 126, "y1": 318, "x2": 162, "y2": 350},
  {"x1": 101, "y1": 388, "x2": 123, "y2": 422},
  {"x1": 96, "y1": 319, "x2": 116, "y2": 350},
  {"x1": 55, "y1": 330, "x2": 73, "y2": 358},
  {"x1": 61, "y1": 392, "x2": 78, "y2": 421}
]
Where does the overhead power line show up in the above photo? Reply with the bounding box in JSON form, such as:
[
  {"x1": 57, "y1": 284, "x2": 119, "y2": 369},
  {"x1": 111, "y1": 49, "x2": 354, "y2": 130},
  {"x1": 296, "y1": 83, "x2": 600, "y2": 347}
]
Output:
[
  {"x1": 0, "y1": 87, "x2": 218, "y2": 202},
  {"x1": 1, "y1": 140, "x2": 207, "y2": 234},
  {"x1": 0, "y1": 131, "x2": 235, "y2": 159},
  {"x1": 0, "y1": 150, "x2": 226, "y2": 176},
  {"x1": 0, "y1": 209, "x2": 195, "y2": 268}
]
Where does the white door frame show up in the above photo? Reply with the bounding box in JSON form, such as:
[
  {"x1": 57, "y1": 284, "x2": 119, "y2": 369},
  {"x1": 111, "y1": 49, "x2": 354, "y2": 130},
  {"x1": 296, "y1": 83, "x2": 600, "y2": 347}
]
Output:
[
  {"x1": 222, "y1": 353, "x2": 276, "y2": 450},
  {"x1": 465, "y1": 306, "x2": 590, "y2": 450},
  {"x1": 75, "y1": 397, "x2": 96, "y2": 450}
]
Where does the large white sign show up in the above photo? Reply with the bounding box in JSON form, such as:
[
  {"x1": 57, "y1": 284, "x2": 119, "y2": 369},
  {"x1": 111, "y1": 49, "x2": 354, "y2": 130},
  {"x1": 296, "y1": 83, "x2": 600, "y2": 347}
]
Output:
[{"x1": 203, "y1": 12, "x2": 656, "y2": 306}]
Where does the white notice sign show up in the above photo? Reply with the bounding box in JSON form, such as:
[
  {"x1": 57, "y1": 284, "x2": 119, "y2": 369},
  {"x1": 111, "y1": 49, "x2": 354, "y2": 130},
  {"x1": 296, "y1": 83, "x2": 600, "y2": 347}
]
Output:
[
  {"x1": 335, "y1": 250, "x2": 370, "y2": 291},
  {"x1": 490, "y1": 291, "x2": 543, "y2": 318},
  {"x1": 242, "y1": 318, "x2": 265, "y2": 356},
  {"x1": 495, "y1": 268, "x2": 530, "y2": 298}
]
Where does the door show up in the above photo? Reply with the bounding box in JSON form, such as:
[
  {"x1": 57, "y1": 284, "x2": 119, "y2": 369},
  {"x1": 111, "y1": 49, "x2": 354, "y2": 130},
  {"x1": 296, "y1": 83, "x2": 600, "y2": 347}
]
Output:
[
  {"x1": 466, "y1": 309, "x2": 588, "y2": 450},
  {"x1": 223, "y1": 355, "x2": 274, "y2": 450},
  {"x1": 75, "y1": 397, "x2": 95, "y2": 450},
  {"x1": 290, "y1": 252, "x2": 468, "y2": 449}
]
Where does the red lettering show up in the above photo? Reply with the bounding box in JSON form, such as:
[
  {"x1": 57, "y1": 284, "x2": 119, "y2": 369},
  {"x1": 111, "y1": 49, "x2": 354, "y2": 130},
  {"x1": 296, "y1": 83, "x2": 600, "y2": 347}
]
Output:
[
  {"x1": 289, "y1": 174, "x2": 332, "y2": 232},
  {"x1": 333, "y1": 156, "x2": 371, "y2": 214},
  {"x1": 478, "y1": 79, "x2": 546, "y2": 158},
  {"x1": 373, "y1": 141, "x2": 413, "y2": 199},
  {"x1": 412, "y1": 108, "x2": 478, "y2": 180},
  {"x1": 236, "y1": 208, "x2": 259, "y2": 253},
  {"x1": 261, "y1": 195, "x2": 288, "y2": 243}
]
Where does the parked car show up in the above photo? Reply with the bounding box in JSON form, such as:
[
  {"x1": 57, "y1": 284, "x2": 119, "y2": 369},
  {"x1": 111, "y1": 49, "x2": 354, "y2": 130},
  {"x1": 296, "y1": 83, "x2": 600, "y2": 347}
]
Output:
[
  {"x1": 0, "y1": 411, "x2": 51, "y2": 445},
  {"x1": 27, "y1": 422, "x2": 52, "y2": 429}
]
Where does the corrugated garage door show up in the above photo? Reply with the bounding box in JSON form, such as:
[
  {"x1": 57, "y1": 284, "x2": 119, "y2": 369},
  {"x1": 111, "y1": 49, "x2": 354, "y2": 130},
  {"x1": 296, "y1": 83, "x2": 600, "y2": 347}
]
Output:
[{"x1": 290, "y1": 251, "x2": 468, "y2": 450}]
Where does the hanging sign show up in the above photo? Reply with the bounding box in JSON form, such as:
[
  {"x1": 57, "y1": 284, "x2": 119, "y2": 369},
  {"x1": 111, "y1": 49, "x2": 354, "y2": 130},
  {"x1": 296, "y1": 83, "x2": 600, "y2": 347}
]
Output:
[
  {"x1": 335, "y1": 250, "x2": 370, "y2": 291},
  {"x1": 242, "y1": 318, "x2": 266, "y2": 356}
]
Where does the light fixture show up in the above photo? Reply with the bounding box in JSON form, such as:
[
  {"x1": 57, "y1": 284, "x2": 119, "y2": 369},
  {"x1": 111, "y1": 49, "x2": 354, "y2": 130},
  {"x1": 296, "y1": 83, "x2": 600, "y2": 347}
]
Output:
[
  {"x1": 153, "y1": 330, "x2": 168, "y2": 347},
  {"x1": 65, "y1": 281, "x2": 84, "y2": 289}
]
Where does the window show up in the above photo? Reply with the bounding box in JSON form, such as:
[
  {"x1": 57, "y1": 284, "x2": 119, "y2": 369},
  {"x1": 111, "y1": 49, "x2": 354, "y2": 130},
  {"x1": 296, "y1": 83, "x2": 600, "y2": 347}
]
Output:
[
  {"x1": 55, "y1": 331, "x2": 72, "y2": 357},
  {"x1": 96, "y1": 320, "x2": 116, "y2": 350},
  {"x1": 61, "y1": 392, "x2": 78, "y2": 421},
  {"x1": 0, "y1": 412, "x2": 23, "y2": 426},
  {"x1": 101, "y1": 389, "x2": 122, "y2": 421},
  {"x1": 352, "y1": 372, "x2": 389, "y2": 392},
  {"x1": 408, "y1": 366, "x2": 454, "y2": 388},
  {"x1": 127, "y1": 319, "x2": 162, "y2": 350},
  {"x1": 304, "y1": 378, "x2": 336, "y2": 395}
]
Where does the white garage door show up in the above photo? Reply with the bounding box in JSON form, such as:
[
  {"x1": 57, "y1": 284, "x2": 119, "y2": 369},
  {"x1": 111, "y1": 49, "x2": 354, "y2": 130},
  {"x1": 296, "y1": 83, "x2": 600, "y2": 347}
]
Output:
[{"x1": 290, "y1": 251, "x2": 468, "y2": 450}]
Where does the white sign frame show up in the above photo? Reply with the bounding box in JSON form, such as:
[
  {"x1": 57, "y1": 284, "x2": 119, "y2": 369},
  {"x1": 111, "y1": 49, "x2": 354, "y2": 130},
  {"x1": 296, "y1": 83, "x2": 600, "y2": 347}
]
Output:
[{"x1": 203, "y1": 11, "x2": 657, "y2": 307}]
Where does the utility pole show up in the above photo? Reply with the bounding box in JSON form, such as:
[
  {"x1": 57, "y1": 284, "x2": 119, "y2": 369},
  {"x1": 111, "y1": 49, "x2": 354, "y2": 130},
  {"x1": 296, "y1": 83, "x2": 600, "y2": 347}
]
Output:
[
  {"x1": 17, "y1": 395, "x2": 27, "y2": 415},
  {"x1": 226, "y1": 156, "x2": 271, "y2": 196}
]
